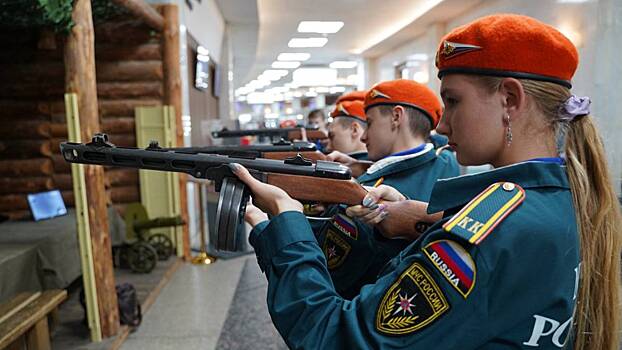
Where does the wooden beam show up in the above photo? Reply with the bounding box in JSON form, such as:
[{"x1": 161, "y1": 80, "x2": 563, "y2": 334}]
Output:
[
  {"x1": 64, "y1": 0, "x2": 119, "y2": 339},
  {"x1": 110, "y1": 0, "x2": 164, "y2": 31},
  {"x1": 161, "y1": 4, "x2": 190, "y2": 260}
]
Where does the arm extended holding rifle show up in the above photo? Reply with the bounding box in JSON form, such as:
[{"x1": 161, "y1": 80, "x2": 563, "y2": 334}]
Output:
[{"x1": 60, "y1": 134, "x2": 432, "y2": 250}]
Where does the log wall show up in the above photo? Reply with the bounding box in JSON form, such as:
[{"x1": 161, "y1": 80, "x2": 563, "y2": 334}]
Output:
[{"x1": 0, "y1": 20, "x2": 164, "y2": 220}]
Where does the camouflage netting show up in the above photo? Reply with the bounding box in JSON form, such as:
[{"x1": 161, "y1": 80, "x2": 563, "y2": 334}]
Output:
[{"x1": 0, "y1": 0, "x2": 129, "y2": 32}]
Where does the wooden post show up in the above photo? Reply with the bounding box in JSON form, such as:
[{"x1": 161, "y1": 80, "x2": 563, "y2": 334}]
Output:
[
  {"x1": 161, "y1": 4, "x2": 190, "y2": 259},
  {"x1": 64, "y1": 0, "x2": 119, "y2": 338}
]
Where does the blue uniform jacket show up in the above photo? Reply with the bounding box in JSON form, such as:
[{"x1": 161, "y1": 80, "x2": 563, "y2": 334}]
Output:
[
  {"x1": 315, "y1": 144, "x2": 459, "y2": 298},
  {"x1": 250, "y1": 161, "x2": 579, "y2": 349}
]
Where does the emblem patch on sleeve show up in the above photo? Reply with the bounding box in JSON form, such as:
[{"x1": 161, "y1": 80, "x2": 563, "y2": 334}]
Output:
[
  {"x1": 443, "y1": 182, "x2": 525, "y2": 245},
  {"x1": 331, "y1": 213, "x2": 358, "y2": 240},
  {"x1": 322, "y1": 229, "x2": 351, "y2": 270},
  {"x1": 423, "y1": 240, "x2": 476, "y2": 298},
  {"x1": 376, "y1": 263, "x2": 449, "y2": 335}
]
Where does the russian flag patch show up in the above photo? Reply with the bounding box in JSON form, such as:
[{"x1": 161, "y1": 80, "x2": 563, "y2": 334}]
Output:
[
  {"x1": 423, "y1": 240, "x2": 476, "y2": 298},
  {"x1": 331, "y1": 213, "x2": 358, "y2": 240}
]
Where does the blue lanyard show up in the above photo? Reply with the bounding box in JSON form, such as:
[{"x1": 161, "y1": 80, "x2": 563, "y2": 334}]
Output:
[
  {"x1": 527, "y1": 157, "x2": 565, "y2": 165},
  {"x1": 385, "y1": 144, "x2": 426, "y2": 159}
]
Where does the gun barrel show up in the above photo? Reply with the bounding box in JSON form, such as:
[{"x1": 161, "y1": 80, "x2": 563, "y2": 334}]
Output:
[
  {"x1": 211, "y1": 127, "x2": 319, "y2": 138},
  {"x1": 166, "y1": 141, "x2": 317, "y2": 154}
]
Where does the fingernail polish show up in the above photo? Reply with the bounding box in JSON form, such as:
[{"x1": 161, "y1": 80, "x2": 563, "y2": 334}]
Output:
[
  {"x1": 368, "y1": 203, "x2": 379, "y2": 210},
  {"x1": 362, "y1": 196, "x2": 374, "y2": 207},
  {"x1": 229, "y1": 163, "x2": 241, "y2": 173}
]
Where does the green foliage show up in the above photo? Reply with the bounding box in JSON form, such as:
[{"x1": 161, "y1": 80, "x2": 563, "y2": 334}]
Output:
[{"x1": 0, "y1": 0, "x2": 128, "y2": 31}]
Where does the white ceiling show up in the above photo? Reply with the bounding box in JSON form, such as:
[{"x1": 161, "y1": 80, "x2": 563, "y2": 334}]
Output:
[{"x1": 215, "y1": 0, "x2": 482, "y2": 89}]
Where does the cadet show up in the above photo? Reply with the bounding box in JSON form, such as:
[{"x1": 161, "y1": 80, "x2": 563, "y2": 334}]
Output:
[
  {"x1": 236, "y1": 14, "x2": 621, "y2": 349},
  {"x1": 302, "y1": 80, "x2": 461, "y2": 299},
  {"x1": 326, "y1": 100, "x2": 368, "y2": 160},
  {"x1": 335, "y1": 90, "x2": 367, "y2": 105}
]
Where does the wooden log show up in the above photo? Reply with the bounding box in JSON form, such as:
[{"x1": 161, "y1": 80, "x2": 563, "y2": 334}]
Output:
[
  {"x1": 98, "y1": 98, "x2": 161, "y2": 117},
  {"x1": 96, "y1": 61, "x2": 163, "y2": 82},
  {"x1": 0, "y1": 121, "x2": 51, "y2": 139},
  {"x1": 161, "y1": 4, "x2": 189, "y2": 259},
  {"x1": 61, "y1": 190, "x2": 74, "y2": 207},
  {"x1": 102, "y1": 117, "x2": 135, "y2": 134},
  {"x1": 109, "y1": 0, "x2": 164, "y2": 31},
  {"x1": 0, "y1": 62, "x2": 64, "y2": 83},
  {"x1": 0, "y1": 101, "x2": 49, "y2": 120},
  {"x1": 0, "y1": 177, "x2": 54, "y2": 194},
  {"x1": 110, "y1": 185, "x2": 139, "y2": 203},
  {"x1": 95, "y1": 20, "x2": 159, "y2": 45},
  {"x1": 0, "y1": 83, "x2": 65, "y2": 99},
  {"x1": 0, "y1": 140, "x2": 52, "y2": 159},
  {"x1": 50, "y1": 123, "x2": 68, "y2": 138},
  {"x1": 0, "y1": 194, "x2": 29, "y2": 211},
  {"x1": 65, "y1": 0, "x2": 119, "y2": 337},
  {"x1": 0, "y1": 48, "x2": 64, "y2": 64},
  {"x1": 95, "y1": 43, "x2": 161, "y2": 61},
  {"x1": 52, "y1": 174, "x2": 73, "y2": 191},
  {"x1": 51, "y1": 154, "x2": 71, "y2": 173},
  {"x1": 105, "y1": 169, "x2": 138, "y2": 186},
  {"x1": 0, "y1": 158, "x2": 53, "y2": 177},
  {"x1": 2, "y1": 210, "x2": 31, "y2": 220},
  {"x1": 97, "y1": 81, "x2": 163, "y2": 99}
]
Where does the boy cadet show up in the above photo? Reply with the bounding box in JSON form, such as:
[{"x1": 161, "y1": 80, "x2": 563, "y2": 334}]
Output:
[
  {"x1": 327, "y1": 100, "x2": 368, "y2": 160},
  {"x1": 316, "y1": 79, "x2": 460, "y2": 299}
]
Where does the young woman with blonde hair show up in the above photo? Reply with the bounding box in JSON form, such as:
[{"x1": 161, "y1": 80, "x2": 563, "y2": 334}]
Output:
[{"x1": 234, "y1": 14, "x2": 622, "y2": 349}]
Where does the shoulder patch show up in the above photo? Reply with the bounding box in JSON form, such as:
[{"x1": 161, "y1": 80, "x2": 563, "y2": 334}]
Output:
[
  {"x1": 376, "y1": 262, "x2": 449, "y2": 335},
  {"x1": 423, "y1": 240, "x2": 476, "y2": 298},
  {"x1": 323, "y1": 229, "x2": 351, "y2": 270},
  {"x1": 331, "y1": 213, "x2": 358, "y2": 240},
  {"x1": 443, "y1": 182, "x2": 525, "y2": 245}
]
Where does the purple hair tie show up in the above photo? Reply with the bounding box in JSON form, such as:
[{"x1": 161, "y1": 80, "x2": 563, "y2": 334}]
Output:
[{"x1": 559, "y1": 95, "x2": 591, "y2": 122}]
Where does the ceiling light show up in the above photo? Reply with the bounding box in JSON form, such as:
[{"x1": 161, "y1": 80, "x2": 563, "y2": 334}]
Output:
[
  {"x1": 277, "y1": 53, "x2": 311, "y2": 61},
  {"x1": 197, "y1": 46, "x2": 209, "y2": 55},
  {"x1": 288, "y1": 38, "x2": 328, "y2": 48},
  {"x1": 316, "y1": 87, "x2": 330, "y2": 93},
  {"x1": 247, "y1": 92, "x2": 274, "y2": 104},
  {"x1": 272, "y1": 61, "x2": 301, "y2": 69},
  {"x1": 329, "y1": 61, "x2": 358, "y2": 69},
  {"x1": 297, "y1": 21, "x2": 344, "y2": 34},
  {"x1": 330, "y1": 86, "x2": 346, "y2": 94},
  {"x1": 305, "y1": 91, "x2": 318, "y2": 97},
  {"x1": 293, "y1": 68, "x2": 338, "y2": 86}
]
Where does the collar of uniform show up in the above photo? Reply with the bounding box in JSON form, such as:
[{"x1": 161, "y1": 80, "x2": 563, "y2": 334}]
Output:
[
  {"x1": 427, "y1": 161, "x2": 570, "y2": 214},
  {"x1": 365, "y1": 143, "x2": 434, "y2": 175},
  {"x1": 348, "y1": 150, "x2": 368, "y2": 160}
]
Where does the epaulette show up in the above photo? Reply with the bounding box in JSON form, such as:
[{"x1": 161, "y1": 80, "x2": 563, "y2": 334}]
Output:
[{"x1": 443, "y1": 182, "x2": 525, "y2": 245}]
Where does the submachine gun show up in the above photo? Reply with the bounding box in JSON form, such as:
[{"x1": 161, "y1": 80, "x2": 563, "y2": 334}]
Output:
[
  {"x1": 211, "y1": 127, "x2": 328, "y2": 141},
  {"x1": 62, "y1": 134, "x2": 377, "y2": 252}
]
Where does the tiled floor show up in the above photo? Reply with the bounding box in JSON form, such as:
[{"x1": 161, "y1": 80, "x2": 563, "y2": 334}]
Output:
[{"x1": 119, "y1": 254, "x2": 285, "y2": 350}]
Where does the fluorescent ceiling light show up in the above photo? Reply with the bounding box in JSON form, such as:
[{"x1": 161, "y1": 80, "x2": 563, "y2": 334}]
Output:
[
  {"x1": 277, "y1": 53, "x2": 311, "y2": 61},
  {"x1": 272, "y1": 61, "x2": 301, "y2": 69},
  {"x1": 305, "y1": 91, "x2": 318, "y2": 97},
  {"x1": 297, "y1": 21, "x2": 344, "y2": 34},
  {"x1": 292, "y1": 68, "x2": 338, "y2": 87},
  {"x1": 247, "y1": 92, "x2": 274, "y2": 104},
  {"x1": 316, "y1": 87, "x2": 330, "y2": 93},
  {"x1": 288, "y1": 37, "x2": 328, "y2": 48},
  {"x1": 329, "y1": 61, "x2": 358, "y2": 69},
  {"x1": 352, "y1": 0, "x2": 442, "y2": 54},
  {"x1": 330, "y1": 86, "x2": 346, "y2": 94},
  {"x1": 197, "y1": 46, "x2": 209, "y2": 55}
]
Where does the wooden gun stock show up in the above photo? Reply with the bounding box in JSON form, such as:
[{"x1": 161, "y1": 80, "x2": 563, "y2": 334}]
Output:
[
  {"x1": 287, "y1": 129, "x2": 328, "y2": 140},
  {"x1": 265, "y1": 173, "x2": 441, "y2": 238},
  {"x1": 263, "y1": 151, "x2": 327, "y2": 161}
]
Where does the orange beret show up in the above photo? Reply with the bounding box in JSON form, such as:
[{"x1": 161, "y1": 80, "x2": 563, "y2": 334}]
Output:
[
  {"x1": 364, "y1": 79, "x2": 442, "y2": 128},
  {"x1": 436, "y1": 14, "x2": 578, "y2": 88},
  {"x1": 330, "y1": 100, "x2": 367, "y2": 122},
  {"x1": 336, "y1": 90, "x2": 367, "y2": 104}
]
